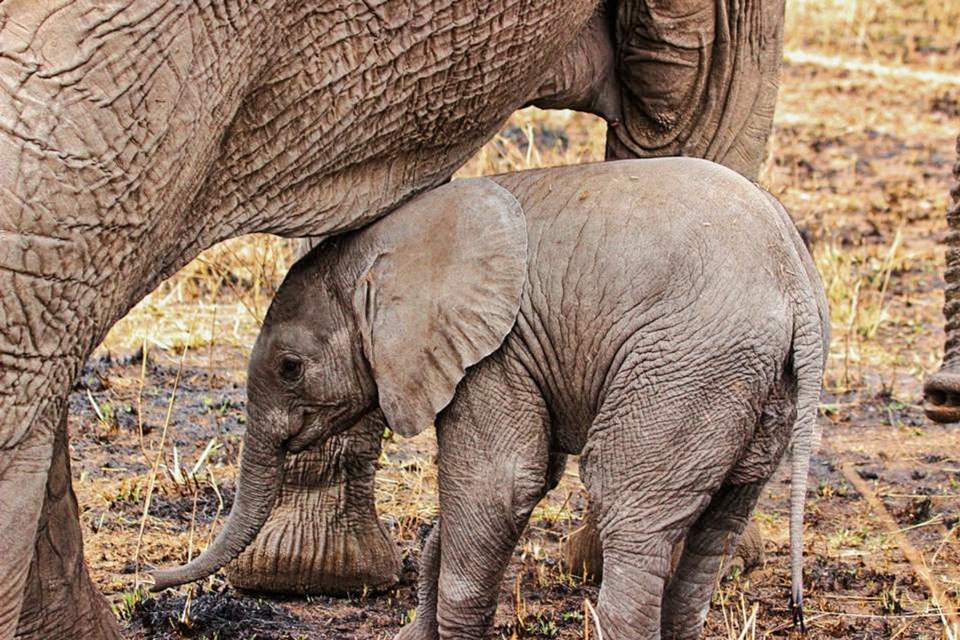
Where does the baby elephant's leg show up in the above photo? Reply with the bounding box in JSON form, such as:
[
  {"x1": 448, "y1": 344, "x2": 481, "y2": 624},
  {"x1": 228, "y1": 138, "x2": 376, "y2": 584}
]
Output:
[
  {"x1": 403, "y1": 450, "x2": 563, "y2": 638},
  {"x1": 580, "y1": 443, "x2": 691, "y2": 637},
  {"x1": 660, "y1": 483, "x2": 764, "y2": 640},
  {"x1": 433, "y1": 361, "x2": 551, "y2": 640},
  {"x1": 581, "y1": 379, "x2": 734, "y2": 639},
  {"x1": 662, "y1": 383, "x2": 797, "y2": 638}
]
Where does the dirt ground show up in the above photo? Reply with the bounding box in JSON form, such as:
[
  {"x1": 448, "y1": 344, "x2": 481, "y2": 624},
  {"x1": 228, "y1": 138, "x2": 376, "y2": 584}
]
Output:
[{"x1": 69, "y1": 4, "x2": 960, "y2": 639}]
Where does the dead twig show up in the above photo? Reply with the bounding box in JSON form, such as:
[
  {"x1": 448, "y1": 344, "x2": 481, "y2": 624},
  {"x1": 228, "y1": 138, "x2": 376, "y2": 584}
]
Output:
[
  {"x1": 133, "y1": 324, "x2": 194, "y2": 588},
  {"x1": 584, "y1": 599, "x2": 604, "y2": 640}
]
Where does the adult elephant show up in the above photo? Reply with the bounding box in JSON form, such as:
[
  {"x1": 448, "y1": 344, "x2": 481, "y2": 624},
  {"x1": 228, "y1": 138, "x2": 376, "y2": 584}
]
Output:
[
  {"x1": 0, "y1": 0, "x2": 784, "y2": 638},
  {"x1": 925, "y1": 133, "x2": 960, "y2": 422}
]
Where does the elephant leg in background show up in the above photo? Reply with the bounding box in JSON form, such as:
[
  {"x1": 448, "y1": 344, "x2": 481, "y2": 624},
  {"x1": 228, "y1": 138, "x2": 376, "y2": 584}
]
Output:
[
  {"x1": 16, "y1": 413, "x2": 121, "y2": 640},
  {"x1": 0, "y1": 422, "x2": 52, "y2": 639},
  {"x1": 924, "y1": 132, "x2": 960, "y2": 422},
  {"x1": 395, "y1": 525, "x2": 442, "y2": 640},
  {"x1": 1, "y1": 347, "x2": 118, "y2": 639},
  {"x1": 226, "y1": 413, "x2": 401, "y2": 595},
  {"x1": 563, "y1": 502, "x2": 767, "y2": 585},
  {"x1": 606, "y1": 0, "x2": 785, "y2": 180},
  {"x1": 660, "y1": 483, "x2": 764, "y2": 640}
]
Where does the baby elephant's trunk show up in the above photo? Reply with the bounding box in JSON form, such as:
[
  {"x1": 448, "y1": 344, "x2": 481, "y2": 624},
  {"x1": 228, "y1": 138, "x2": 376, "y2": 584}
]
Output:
[{"x1": 150, "y1": 440, "x2": 283, "y2": 591}]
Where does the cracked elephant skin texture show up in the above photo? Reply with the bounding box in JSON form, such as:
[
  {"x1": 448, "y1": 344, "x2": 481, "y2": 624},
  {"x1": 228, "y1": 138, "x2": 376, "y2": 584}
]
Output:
[
  {"x1": 0, "y1": 0, "x2": 785, "y2": 637},
  {"x1": 152, "y1": 158, "x2": 828, "y2": 640}
]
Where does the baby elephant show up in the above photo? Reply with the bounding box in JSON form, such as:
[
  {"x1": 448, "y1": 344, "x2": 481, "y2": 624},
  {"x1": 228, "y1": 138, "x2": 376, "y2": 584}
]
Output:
[{"x1": 153, "y1": 158, "x2": 827, "y2": 639}]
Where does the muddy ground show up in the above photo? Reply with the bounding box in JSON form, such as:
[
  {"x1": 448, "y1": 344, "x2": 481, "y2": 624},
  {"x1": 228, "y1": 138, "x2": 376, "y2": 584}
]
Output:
[{"x1": 70, "y1": 18, "x2": 960, "y2": 640}]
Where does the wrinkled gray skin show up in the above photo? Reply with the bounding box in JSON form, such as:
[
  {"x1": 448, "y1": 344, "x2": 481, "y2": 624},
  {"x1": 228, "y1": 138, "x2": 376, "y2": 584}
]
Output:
[
  {"x1": 153, "y1": 158, "x2": 828, "y2": 640},
  {"x1": 924, "y1": 132, "x2": 960, "y2": 422},
  {"x1": 0, "y1": 1, "x2": 785, "y2": 636},
  {"x1": 562, "y1": 511, "x2": 766, "y2": 583}
]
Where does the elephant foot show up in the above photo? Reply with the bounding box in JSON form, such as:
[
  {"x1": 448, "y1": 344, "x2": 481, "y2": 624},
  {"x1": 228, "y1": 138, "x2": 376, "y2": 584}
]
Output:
[
  {"x1": 395, "y1": 617, "x2": 440, "y2": 640},
  {"x1": 723, "y1": 520, "x2": 765, "y2": 576},
  {"x1": 16, "y1": 417, "x2": 122, "y2": 640},
  {"x1": 562, "y1": 518, "x2": 603, "y2": 582},
  {"x1": 226, "y1": 416, "x2": 402, "y2": 595},
  {"x1": 226, "y1": 497, "x2": 401, "y2": 595},
  {"x1": 710, "y1": 520, "x2": 767, "y2": 584},
  {"x1": 924, "y1": 365, "x2": 960, "y2": 423}
]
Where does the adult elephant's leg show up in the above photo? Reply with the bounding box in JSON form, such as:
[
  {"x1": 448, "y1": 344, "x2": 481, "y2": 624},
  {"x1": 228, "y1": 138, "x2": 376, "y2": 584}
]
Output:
[
  {"x1": 226, "y1": 413, "x2": 401, "y2": 595},
  {"x1": 606, "y1": 0, "x2": 785, "y2": 180},
  {"x1": 924, "y1": 132, "x2": 960, "y2": 422},
  {"x1": 0, "y1": 268, "x2": 118, "y2": 638},
  {"x1": 0, "y1": 402, "x2": 57, "y2": 639},
  {"x1": 16, "y1": 414, "x2": 121, "y2": 640}
]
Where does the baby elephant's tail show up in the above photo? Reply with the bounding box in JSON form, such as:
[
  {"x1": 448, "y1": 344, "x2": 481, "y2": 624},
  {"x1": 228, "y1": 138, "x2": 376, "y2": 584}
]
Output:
[
  {"x1": 788, "y1": 294, "x2": 825, "y2": 631},
  {"x1": 762, "y1": 190, "x2": 829, "y2": 632}
]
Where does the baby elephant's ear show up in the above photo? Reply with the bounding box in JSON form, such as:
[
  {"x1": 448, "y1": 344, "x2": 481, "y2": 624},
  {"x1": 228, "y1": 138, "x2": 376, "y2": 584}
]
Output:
[{"x1": 353, "y1": 178, "x2": 527, "y2": 437}]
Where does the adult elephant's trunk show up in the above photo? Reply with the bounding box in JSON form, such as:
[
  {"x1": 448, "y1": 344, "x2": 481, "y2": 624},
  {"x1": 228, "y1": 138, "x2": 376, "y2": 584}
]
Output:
[
  {"x1": 150, "y1": 440, "x2": 283, "y2": 591},
  {"x1": 924, "y1": 132, "x2": 960, "y2": 423},
  {"x1": 225, "y1": 413, "x2": 402, "y2": 595}
]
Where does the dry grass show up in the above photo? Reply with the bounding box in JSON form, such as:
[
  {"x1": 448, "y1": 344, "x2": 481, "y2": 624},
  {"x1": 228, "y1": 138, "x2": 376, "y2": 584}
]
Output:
[
  {"x1": 101, "y1": 235, "x2": 295, "y2": 354},
  {"x1": 784, "y1": 0, "x2": 960, "y2": 69},
  {"x1": 716, "y1": 588, "x2": 760, "y2": 640}
]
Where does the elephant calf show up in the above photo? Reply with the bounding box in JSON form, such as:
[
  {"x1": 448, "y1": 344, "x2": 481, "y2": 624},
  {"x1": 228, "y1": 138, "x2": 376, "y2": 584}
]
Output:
[{"x1": 152, "y1": 158, "x2": 827, "y2": 639}]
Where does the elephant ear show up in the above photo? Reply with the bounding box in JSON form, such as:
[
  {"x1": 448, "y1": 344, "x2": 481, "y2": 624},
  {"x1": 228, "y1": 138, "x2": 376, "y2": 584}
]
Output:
[{"x1": 352, "y1": 178, "x2": 527, "y2": 437}]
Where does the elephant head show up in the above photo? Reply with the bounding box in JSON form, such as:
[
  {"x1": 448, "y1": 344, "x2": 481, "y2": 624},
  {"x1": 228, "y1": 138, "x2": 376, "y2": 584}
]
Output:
[{"x1": 150, "y1": 179, "x2": 529, "y2": 590}]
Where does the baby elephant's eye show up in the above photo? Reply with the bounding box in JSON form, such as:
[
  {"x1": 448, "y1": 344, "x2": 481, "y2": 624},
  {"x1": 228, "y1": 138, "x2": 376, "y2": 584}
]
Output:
[{"x1": 278, "y1": 355, "x2": 303, "y2": 381}]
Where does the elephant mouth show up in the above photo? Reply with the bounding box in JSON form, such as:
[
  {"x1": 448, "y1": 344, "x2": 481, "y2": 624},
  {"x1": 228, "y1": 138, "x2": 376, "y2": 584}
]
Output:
[
  {"x1": 285, "y1": 403, "x2": 361, "y2": 453},
  {"x1": 286, "y1": 433, "x2": 313, "y2": 454}
]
